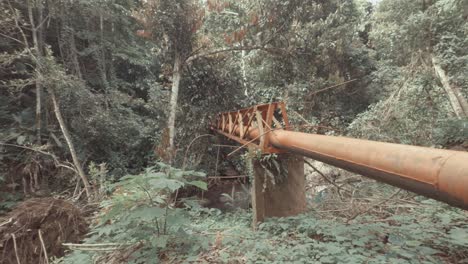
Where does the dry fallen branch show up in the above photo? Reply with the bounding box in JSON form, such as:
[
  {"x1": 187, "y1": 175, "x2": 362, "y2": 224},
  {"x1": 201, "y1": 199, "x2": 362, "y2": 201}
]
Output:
[
  {"x1": 0, "y1": 218, "x2": 13, "y2": 228},
  {"x1": 0, "y1": 198, "x2": 87, "y2": 263},
  {"x1": 12, "y1": 233, "x2": 21, "y2": 264},
  {"x1": 38, "y1": 229, "x2": 49, "y2": 264},
  {"x1": 63, "y1": 243, "x2": 133, "y2": 252}
]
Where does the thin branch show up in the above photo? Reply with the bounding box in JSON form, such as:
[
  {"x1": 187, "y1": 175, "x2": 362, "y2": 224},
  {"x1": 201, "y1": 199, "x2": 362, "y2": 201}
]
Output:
[
  {"x1": 137, "y1": 183, "x2": 155, "y2": 206},
  {"x1": 303, "y1": 159, "x2": 351, "y2": 196},
  {"x1": 0, "y1": 142, "x2": 57, "y2": 160},
  {"x1": 0, "y1": 142, "x2": 77, "y2": 173},
  {"x1": 63, "y1": 243, "x2": 126, "y2": 247},
  {"x1": 0, "y1": 32, "x2": 25, "y2": 45},
  {"x1": 8, "y1": 0, "x2": 30, "y2": 50},
  {"x1": 155, "y1": 219, "x2": 161, "y2": 236},
  {"x1": 290, "y1": 110, "x2": 312, "y2": 125},
  {"x1": 186, "y1": 45, "x2": 284, "y2": 63},
  {"x1": 62, "y1": 243, "x2": 119, "y2": 252},
  {"x1": 346, "y1": 189, "x2": 402, "y2": 223},
  {"x1": 207, "y1": 175, "x2": 248, "y2": 179},
  {"x1": 0, "y1": 218, "x2": 13, "y2": 227},
  {"x1": 182, "y1": 134, "x2": 215, "y2": 170},
  {"x1": 73, "y1": 188, "x2": 86, "y2": 202},
  {"x1": 57, "y1": 164, "x2": 78, "y2": 174},
  {"x1": 308, "y1": 79, "x2": 359, "y2": 98},
  {"x1": 34, "y1": 14, "x2": 50, "y2": 31},
  {"x1": 226, "y1": 127, "x2": 280, "y2": 157},
  {"x1": 212, "y1": 144, "x2": 241, "y2": 148},
  {"x1": 214, "y1": 146, "x2": 220, "y2": 176},
  {"x1": 224, "y1": 124, "x2": 341, "y2": 157},
  {"x1": 163, "y1": 205, "x2": 168, "y2": 235}
]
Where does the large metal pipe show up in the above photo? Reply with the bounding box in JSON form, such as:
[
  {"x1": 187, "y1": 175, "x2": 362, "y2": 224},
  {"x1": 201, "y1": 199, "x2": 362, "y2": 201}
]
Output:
[{"x1": 240, "y1": 127, "x2": 468, "y2": 210}]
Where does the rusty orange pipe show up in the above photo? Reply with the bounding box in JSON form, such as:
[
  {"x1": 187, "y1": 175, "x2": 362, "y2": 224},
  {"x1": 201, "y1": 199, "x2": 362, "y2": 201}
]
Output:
[{"x1": 235, "y1": 127, "x2": 468, "y2": 210}]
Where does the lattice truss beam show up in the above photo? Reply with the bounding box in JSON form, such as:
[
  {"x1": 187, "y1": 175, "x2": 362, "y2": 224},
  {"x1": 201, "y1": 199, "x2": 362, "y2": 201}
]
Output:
[{"x1": 211, "y1": 102, "x2": 290, "y2": 153}]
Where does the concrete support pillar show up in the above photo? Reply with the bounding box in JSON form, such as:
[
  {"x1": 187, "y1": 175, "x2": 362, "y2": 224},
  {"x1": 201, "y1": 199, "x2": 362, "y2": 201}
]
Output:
[{"x1": 251, "y1": 154, "x2": 306, "y2": 226}]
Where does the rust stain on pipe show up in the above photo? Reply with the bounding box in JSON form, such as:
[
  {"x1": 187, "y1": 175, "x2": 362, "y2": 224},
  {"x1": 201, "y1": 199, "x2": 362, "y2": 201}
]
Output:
[{"x1": 213, "y1": 103, "x2": 468, "y2": 210}]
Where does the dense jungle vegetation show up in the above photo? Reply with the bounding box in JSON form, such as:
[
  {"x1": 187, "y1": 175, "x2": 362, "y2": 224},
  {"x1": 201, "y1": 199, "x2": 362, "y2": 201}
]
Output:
[{"x1": 0, "y1": 0, "x2": 467, "y2": 263}]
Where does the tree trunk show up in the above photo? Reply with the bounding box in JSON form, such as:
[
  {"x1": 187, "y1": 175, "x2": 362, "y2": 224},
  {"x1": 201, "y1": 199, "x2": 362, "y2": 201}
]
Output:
[
  {"x1": 50, "y1": 89, "x2": 92, "y2": 199},
  {"x1": 37, "y1": 0, "x2": 44, "y2": 53},
  {"x1": 99, "y1": 11, "x2": 108, "y2": 90},
  {"x1": 28, "y1": 0, "x2": 42, "y2": 144},
  {"x1": 69, "y1": 33, "x2": 83, "y2": 79},
  {"x1": 241, "y1": 40, "x2": 248, "y2": 96},
  {"x1": 452, "y1": 85, "x2": 468, "y2": 116},
  {"x1": 167, "y1": 52, "x2": 182, "y2": 161},
  {"x1": 97, "y1": 10, "x2": 110, "y2": 110},
  {"x1": 59, "y1": 3, "x2": 82, "y2": 79},
  {"x1": 432, "y1": 55, "x2": 468, "y2": 118}
]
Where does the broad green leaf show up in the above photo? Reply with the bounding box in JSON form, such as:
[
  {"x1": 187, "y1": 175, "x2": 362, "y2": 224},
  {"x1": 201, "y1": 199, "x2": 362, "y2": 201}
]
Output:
[
  {"x1": 151, "y1": 235, "x2": 169, "y2": 248},
  {"x1": 192, "y1": 171, "x2": 206, "y2": 177},
  {"x1": 146, "y1": 172, "x2": 166, "y2": 178},
  {"x1": 149, "y1": 178, "x2": 184, "y2": 192},
  {"x1": 449, "y1": 228, "x2": 468, "y2": 246},
  {"x1": 188, "y1": 180, "x2": 207, "y2": 190},
  {"x1": 127, "y1": 206, "x2": 165, "y2": 222}
]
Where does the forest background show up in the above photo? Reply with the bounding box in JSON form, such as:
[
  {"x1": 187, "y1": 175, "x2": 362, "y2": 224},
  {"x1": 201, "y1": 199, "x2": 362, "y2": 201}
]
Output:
[{"x1": 0, "y1": 0, "x2": 467, "y2": 263}]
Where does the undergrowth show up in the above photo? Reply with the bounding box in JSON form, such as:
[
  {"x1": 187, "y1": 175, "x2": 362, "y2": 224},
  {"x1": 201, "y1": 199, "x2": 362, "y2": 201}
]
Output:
[
  {"x1": 59, "y1": 191, "x2": 467, "y2": 263},
  {"x1": 56, "y1": 163, "x2": 210, "y2": 263},
  {"x1": 193, "y1": 202, "x2": 467, "y2": 263}
]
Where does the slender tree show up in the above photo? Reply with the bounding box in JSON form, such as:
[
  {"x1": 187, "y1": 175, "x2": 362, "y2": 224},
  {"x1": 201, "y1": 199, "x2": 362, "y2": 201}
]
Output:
[
  {"x1": 27, "y1": 0, "x2": 43, "y2": 144},
  {"x1": 134, "y1": 0, "x2": 202, "y2": 161}
]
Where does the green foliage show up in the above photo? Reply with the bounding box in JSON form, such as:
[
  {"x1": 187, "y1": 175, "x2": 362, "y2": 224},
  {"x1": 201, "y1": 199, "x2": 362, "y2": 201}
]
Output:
[
  {"x1": 238, "y1": 0, "x2": 373, "y2": 121},
  {"x1": 2, "y1": 1, "x2": 467, "y2": 262},
  {"x1": 58, "y1": 192, "x2": 468, "y2": 263},
  {"x1": 220, "y1": 183, "x2": 250, "y2": 210},
  {"x1": 0, "y1": 0, "x2": 166, "y2": 185},
  {"x1": 348, "y1": 68, "x2": 452, "y2": 145},
  {"x1": 61, "y1": 163, "x2": 208, "y2": 263},
  {"x1": 258, "y1": 154, "x2": 284, "y2": 186},
  {"x1": 186, "y1": 203, "x2": 467, "y2": 263},
  {"x1": 434, "y1": 118, "x2": 468, "y2": 145},
  {"x1": 349, "y1": 0, "x2": 468, "y2": 146},
  {"x1": 88, "y1": 162, "x2": 111, "y2": 196},
  {"x1": 0, "y1": 191, "x2": 21, "y2": 213}
]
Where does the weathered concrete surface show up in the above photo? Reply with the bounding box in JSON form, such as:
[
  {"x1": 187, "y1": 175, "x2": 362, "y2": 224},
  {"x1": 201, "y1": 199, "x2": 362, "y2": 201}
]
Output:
[{"x1": 251, "y1": 154, "x2": 306, "y2": 226}]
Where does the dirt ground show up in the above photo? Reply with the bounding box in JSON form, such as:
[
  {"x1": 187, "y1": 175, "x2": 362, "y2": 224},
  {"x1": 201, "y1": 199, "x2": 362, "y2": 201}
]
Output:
[{"x1": 0, "y1": 198, "x2": 88, "y2": 264}]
